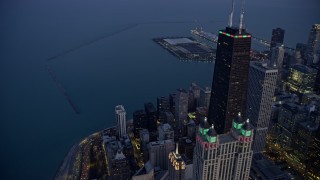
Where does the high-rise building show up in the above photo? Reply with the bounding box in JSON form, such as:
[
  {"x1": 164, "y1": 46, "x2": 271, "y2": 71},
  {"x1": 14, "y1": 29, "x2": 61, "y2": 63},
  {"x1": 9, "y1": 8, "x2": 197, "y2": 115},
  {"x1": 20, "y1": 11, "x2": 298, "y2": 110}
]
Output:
[
  {"x1": 133, "y1": 110, "x2": 147, "y2": 138},
  {"x1": 158, "y1": 123, "x2": 174, "y2": 141},
  {"x1": 169, "y1": 93, "x2": 176, "y2": 114},
  {"x1": 250, "y1": 153, "x2": 291, "y2": 180},
  {"x1": 195, "y1": 107, "x2": 207, "y2": 125},
  {"x1": 148, "y1": 139, "x2": 175, "y2": 170},
  {"x1": 291, "y1": 121, "x2": 319, "y2": 170},
  {"x1": 175, "y1": 89, "x2": 189, "y2": 136},
  {"x1": 157, "y1": 96, "x2": 170, "y2": 114},
  {"x1": 270, "y1": 44, "x2": 285, "y2": 85},
  {"x1": 314, "y1": 67, "x2": 320, "y2": 95},
  {"x1": 115, "y1": 105, "x2": 127, "y2": 138},
  {"x1": 145, "y1": 102, "x2": 157, "y2": 132},
  {"x1": 306, "y1": 24, "x2": 320, "y2": 65},
  {"x1": 246, "y1": 62, "x2": 278, "y2": 153},
  {"x1": 296, "y1": 43, "x2": 307, "y2": 62},
  {"x1": 157, "y1": 96, "x2": 170, "y2": 125},
  {"x1": 110, "y1": 150, "x2": 132, "y2": 180},
  {"x1": 132, "y1": 161, "x2": 154, "y2": 180},
  {"x1": 307, "y1": 123, "x2": 320, "y2": 179},
  {"x1": 164, "y1": 111, "x2": 176, "y2": 131},
  {"x1": 285, "y1": 64, "x2": 317, "y2": 95},
  {"x1": 178, "y1": 137, "x2": 194, "y2": 160},
  {"x1": 270, "y1": 28, "x2": 285, "y2": 49},
  {"x1": 199, "y1": 87, "x2": 211, "y2": 109},
  {"x1": 193, "y1": 117, "x2": 253, "y2": 180},
  {"x1": 168, "y1": 144, "x2": 186, "y2": 180},
  {"x1": 189, "y1": 83, "x2": 201, "y2": 111},
  {"x1": 208, "y1": 26, "x2": 251, "y2": 134},
  {"x1": 277, "y1": 102, "x2": 308, "y2": 150}
]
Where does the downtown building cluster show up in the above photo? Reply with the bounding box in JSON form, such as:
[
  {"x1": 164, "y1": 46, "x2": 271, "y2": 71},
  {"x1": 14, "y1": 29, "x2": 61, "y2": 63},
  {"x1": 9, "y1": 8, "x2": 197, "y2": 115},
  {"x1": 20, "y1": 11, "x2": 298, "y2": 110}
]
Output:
[{"x1": 98, "y1": 8, "x2": 320, "y2": 180}]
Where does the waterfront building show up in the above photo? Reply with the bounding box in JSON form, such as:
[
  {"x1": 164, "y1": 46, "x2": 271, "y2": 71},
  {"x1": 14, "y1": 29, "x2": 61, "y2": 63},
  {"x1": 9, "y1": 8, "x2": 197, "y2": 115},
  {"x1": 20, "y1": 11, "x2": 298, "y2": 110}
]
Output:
[
  {"x1": 208, "y1": 26, "x2": 251, "y2": 134},
  {"x1": 285, "y1": 64, "x2": 317, "y2": 96},
  {"x1": 192, "y1": 117, "x2": 253, "y2": 180},
  {"x1": 306, "y1": 24, "x2": 320, "y2": 65},
  {"x1": 199, "y1": 86, "x2": 211, "y2": 109},
  {"x1": 148, "y1": 139, "x2": 175, "y2": 170},
  {"x1": 133, "y1": 110, "x2": 147, "y2": 138},
  {"x1": 168, "y1": 144, "x2": 186, "y2": 180},
  {"x1": 270, "y1": 28, "x2": 285, "y2": 49},
  {"x1": 158, "y1": 123, "x2": 174, "y2": 141},
  {"x1": 115, "y1": 105, "x2": 127, "y2": 138},
  {"x1": 246, "y1": 62, "x2": 278, "y2": 153},
  {"x1": 145, "y1": 102, "x2": 158, "y2": 132}
]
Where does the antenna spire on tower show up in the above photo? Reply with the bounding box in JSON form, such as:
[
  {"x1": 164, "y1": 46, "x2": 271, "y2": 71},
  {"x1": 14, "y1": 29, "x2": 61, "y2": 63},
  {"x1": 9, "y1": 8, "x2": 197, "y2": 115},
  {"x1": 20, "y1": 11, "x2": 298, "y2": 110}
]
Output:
[
  {"x1": 228, "y1": 0, "x2": 235, "y2": 27},
  {"x1": 239, "y1": 0, "x2": 245, "y2": 34},
  {"x1": 175, "y1": 143, "x2": 179, "y2": 154}
]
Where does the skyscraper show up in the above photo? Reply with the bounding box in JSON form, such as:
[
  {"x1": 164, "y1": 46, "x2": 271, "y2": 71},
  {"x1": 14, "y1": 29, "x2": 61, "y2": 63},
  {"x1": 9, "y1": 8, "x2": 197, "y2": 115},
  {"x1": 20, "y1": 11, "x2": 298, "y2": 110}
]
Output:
[
  {"x1": 270, "y1": 44, "x2": 285, "y2": 85},
  {"x1": 168, "y1": 144, "x2": 186, "y2": 180},
  {"x1": 115, "y1": 105, "x2": 127, "y2": 138},
  {"x1": 189, "y1": 82, "x2": 201, "y2": 111},
  {"x1": 285, "y1": 64, "x2": 317, "y2": 95},
  {"x1": 306, "y1": 24, "x2": 320, "y2": 65},
  {"x1": 270, "y1": 28, "x2": 285, "y2": 49},
  {"x1": 157, "y1": 96, "x2": 170, "y2": 114},
  {"x1": 199, "y1": 87, "x2": 211, "y2": 109},
  {"x1": 270, "y1": 44, "x2": 285, "y2": 68},
  {"x1": 133, "y1": 110, "x2": 147, "y2": 138},
  {"x1": 145, "y1": 102, "x2": 157, "y2": 132},
  {"x1": 148, "y1": 139, "x2": 175, "y2": 170},
  {"x1": 246, "y1": 62, "x2": 278, "y2": 153},
  {"x1": 193, "y1": 117, "x2": 253, "y2": 180},
  {"x1": 175, "y1": 89, "x2": 189, "y2": 136},
  {"x1": 208, "y1": 26, "x2": 251, "y2": 134}
]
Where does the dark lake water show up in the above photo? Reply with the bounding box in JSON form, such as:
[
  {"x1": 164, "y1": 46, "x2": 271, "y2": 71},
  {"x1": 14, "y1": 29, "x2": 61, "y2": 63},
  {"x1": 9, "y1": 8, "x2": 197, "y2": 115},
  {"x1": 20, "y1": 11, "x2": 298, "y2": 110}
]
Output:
[{"x1": 1, "y1": 0, "x2": 319, "y2": 179}]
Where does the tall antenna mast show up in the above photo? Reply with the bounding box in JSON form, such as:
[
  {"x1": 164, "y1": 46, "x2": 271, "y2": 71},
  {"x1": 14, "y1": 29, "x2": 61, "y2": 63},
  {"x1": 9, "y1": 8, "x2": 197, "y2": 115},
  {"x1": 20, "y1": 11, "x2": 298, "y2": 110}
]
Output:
[
  {"x1": 228, "y1": 0, "x2": 235, "y2": 27},
  {"x1": 239, "y1": 0, "x2": 245, "y2": 34}
]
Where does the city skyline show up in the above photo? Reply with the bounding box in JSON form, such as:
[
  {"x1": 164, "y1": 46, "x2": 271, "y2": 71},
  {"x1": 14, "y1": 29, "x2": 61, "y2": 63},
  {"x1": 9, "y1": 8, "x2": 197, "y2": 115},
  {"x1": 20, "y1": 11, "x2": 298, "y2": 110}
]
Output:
[{"x1": 1, "y1": 0, "x2": 320, "y2": 179}]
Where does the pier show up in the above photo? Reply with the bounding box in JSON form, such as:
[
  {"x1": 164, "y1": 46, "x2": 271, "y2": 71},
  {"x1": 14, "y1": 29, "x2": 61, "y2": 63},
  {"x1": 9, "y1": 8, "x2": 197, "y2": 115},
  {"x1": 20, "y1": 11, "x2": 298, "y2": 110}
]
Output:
[{"x1": 46, "y1": 65, "x2": 80, "y2": 114}]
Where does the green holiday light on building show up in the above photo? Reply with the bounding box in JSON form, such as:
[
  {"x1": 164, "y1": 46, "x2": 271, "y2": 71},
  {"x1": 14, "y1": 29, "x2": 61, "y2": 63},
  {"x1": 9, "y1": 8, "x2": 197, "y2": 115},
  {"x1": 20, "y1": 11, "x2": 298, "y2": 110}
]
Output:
[{"x1": 218, "y1": 31, "x2": 251, "y2": 39}]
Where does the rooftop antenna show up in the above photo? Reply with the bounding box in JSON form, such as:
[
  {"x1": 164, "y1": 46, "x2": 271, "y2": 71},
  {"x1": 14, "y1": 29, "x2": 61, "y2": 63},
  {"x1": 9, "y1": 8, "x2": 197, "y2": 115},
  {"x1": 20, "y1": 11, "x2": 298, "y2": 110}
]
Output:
[
  {"x1": 175, "y1": 143, "x2": 179, "y2": 154},
  {"x1": 228, "y1": 0, "x2": 235, "y2": 27},
  {"x1": 239, "y1": 0, "x2": 245, "y2": 34}
]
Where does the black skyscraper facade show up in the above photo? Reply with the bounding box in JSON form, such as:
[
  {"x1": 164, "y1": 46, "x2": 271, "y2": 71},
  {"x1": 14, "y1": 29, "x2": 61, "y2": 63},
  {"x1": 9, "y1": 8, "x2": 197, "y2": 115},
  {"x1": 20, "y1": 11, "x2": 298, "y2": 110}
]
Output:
[
  {"x1": 271, "y1": 28, "x2": 285, "y2": 48},
  {"x1": 133, "y1": 110, "x2": 147, "y2": 138},
  {"x1": 208, "y1": 27, "x2": 251, "y2": 134},
  {"x1": 145, "y1": 102, "x2": 157, "y2": 132}
]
